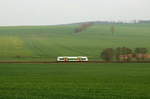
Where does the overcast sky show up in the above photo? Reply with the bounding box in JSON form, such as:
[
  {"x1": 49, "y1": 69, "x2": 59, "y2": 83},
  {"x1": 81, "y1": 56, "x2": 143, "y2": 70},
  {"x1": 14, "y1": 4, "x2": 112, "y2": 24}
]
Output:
[{"x1": 0, "y1": 0, "x2": 150, "y2": 26}]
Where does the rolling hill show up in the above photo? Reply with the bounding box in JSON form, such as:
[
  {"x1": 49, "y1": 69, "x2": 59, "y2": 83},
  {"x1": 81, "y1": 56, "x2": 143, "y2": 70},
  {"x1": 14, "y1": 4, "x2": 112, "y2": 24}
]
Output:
[{"x1": 0, "y1": 23, "x2": 150, "y2": 61}]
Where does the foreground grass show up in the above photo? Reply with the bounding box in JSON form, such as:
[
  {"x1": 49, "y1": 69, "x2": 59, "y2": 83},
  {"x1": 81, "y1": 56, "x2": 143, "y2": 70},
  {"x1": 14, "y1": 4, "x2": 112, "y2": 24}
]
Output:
[{"x1": 0, "y1": 63, "x2": 150, "y2": 99}]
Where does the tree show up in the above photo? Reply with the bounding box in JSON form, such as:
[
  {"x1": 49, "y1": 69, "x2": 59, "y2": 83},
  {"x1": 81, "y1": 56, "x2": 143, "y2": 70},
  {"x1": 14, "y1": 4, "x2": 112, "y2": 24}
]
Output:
[
  {"x1": 124, "y1": 47, "x2": 133, "y2": 61},
  {"x1": 115, "y1": 47, "x2": 122, "y2": 61},
  {"x1": 101, "y1": 48, "x2": 115, "y2": 61},
  {"x1": 115, "y1": 47, "x2": 133, "y2": 61},
  {"x1": 75, "y1": 28, "x2": 82, "y2": 33},
  {"x1": 134, "y1": 48, "x2": 148, "y2": 61},
  {"x1": 74, "y1": 22, "x2": 93, "y2": 33}
]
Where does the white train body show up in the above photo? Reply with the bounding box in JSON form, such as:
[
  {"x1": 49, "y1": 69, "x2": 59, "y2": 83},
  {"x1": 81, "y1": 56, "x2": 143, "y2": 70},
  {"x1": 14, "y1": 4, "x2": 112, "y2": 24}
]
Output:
[{"x1": 57, "y1": 56, "x2": 88, "y2": 62}]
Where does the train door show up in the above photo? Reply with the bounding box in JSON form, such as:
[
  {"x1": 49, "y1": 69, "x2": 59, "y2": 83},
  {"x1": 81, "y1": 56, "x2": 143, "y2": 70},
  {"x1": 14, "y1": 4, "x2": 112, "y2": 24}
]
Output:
[
  {"x1": 77, "y1": 57, "x2": 81, "y2": 62},
  {"x1": 64, "y1": 57, "x2": 68, "y2": 62}
]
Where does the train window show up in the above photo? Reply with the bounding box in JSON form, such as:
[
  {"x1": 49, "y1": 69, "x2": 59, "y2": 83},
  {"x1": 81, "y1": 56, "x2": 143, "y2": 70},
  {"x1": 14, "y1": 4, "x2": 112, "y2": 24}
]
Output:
[
  {"x1": 59, "y1": 58, "x2": 64, "y2": 60},
  {"x1": 81, "y1": 58, "x2": 86, "y2": 60}
]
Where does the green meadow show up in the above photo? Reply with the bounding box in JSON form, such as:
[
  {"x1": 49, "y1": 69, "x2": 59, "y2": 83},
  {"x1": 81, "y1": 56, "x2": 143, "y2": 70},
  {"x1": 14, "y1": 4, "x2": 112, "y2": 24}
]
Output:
[
  {"x1": 0, "y1": 24, "x2": 150, "y2": 99},
  {"x1": 0, "y1": 23, "x2": 150, "y2": 61},
  {"x1": 0, "y1": 63, "x2": 150, "y2": 99}
]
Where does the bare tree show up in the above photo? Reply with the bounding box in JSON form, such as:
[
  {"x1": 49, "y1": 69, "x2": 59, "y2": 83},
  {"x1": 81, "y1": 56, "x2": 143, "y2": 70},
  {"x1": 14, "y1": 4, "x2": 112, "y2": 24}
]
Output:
[
  {"x1": 111, "y1": 25, "x2": 115, "y2": 35},
  {"x1": 75, "y1": 22, "x2": 93, "y2": 33}
]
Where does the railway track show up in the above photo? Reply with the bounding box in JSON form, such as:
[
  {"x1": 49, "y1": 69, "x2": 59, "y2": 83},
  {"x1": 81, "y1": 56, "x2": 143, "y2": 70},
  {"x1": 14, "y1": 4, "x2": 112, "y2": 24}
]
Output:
[{"x1": 0, "y1": 61, "x2": 150, "y2": 64}]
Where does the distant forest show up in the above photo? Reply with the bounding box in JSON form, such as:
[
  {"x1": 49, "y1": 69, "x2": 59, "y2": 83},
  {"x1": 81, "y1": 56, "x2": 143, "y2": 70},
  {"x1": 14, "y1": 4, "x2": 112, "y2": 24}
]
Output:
[
  {"x1": 139, "y1": 20, "x2": 150, "y2": 23},
  {"x1": 68, "y1": 20, "x2": 150, "y2": 25}
]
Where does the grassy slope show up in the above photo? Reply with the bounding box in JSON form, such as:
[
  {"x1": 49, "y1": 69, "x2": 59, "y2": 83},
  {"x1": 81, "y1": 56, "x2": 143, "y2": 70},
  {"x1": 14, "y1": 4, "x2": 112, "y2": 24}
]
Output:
[
  {"x1": 0, "y1": 63, "x2": 150, "y2": 99},
  {"x1": 0, "y1": 24, "x2": 150, "y2": 61}
]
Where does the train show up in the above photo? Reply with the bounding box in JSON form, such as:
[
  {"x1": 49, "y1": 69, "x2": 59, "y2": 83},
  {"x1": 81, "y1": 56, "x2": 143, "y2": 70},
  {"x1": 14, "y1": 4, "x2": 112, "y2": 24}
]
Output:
[{"x1": 57, "y1": 56, "x2": 88, "y2": 62}]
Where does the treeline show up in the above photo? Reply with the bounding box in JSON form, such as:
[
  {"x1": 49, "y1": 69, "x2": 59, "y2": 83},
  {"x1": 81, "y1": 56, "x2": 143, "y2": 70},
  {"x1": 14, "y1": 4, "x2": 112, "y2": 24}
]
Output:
[
  {"x1": 138, "y1": 20, "x2": 150, "y2": 24},
  {"x1": 101, "y1": 47, "x2": 149, "y2": 61}
]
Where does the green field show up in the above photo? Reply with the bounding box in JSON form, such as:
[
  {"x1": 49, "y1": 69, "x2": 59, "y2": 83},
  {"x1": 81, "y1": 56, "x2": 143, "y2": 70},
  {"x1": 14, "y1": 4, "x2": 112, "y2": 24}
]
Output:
[
  {"x1": 0, "y1": 23, "x2": 150, "y2": 61},
  {"x1": 0, "y1": 63, "x2": 150, "y2": 99}
]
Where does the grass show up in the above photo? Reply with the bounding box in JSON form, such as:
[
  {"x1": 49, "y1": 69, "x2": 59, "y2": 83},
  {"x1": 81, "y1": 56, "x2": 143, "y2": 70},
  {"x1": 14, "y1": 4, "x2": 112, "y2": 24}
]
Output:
[
  {"x1": 0, "y1": 23, "x2": 150, "y2": 61},
  {"x1": 0, "y1": 63, "x2": 150, "y2": 99},
  {"x1": 0, "y1": 22, "x2": 150, "y2": 99}
]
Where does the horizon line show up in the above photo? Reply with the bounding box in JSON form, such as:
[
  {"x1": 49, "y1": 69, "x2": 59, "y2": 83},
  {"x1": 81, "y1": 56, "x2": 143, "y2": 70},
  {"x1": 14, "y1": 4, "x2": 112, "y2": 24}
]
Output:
[{"x1": 0, "y1": 19, "x2": 150, "y2": 27}]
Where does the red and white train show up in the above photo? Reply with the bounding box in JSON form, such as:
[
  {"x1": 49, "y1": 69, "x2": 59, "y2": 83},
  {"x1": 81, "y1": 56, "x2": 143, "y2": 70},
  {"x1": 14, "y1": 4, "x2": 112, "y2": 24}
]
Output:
[{"x1": 57, "y1": 56, "x2": 88, "y2": 62}]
